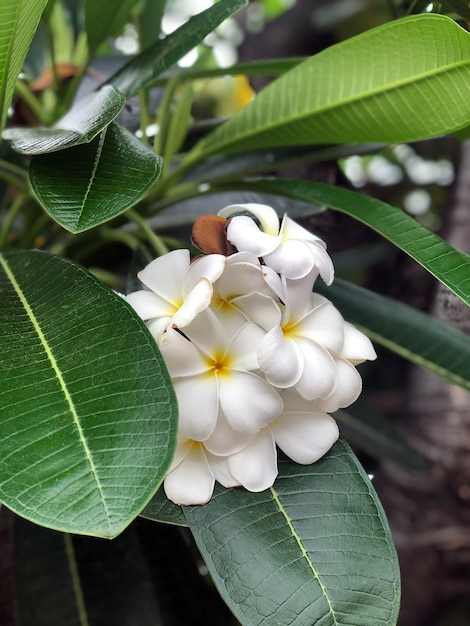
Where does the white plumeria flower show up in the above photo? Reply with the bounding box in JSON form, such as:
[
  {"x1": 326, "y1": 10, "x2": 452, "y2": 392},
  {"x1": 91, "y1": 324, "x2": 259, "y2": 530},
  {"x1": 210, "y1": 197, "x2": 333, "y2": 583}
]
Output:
[
  {"x1": 125, "y1": 249, "x2": 225, "y2": 342},
  {"x1": 258, "y1": 271, "x2": 346, "y2": 401},
  {"x1": 210, "y1": 251, "x2": 280, "y2": 333},
  {"x1": 218, "y1": 203, "x2": 334, "y2": 282},
  {"x1": 159, "y1": 308, "x2": 283, "y2": 441}
]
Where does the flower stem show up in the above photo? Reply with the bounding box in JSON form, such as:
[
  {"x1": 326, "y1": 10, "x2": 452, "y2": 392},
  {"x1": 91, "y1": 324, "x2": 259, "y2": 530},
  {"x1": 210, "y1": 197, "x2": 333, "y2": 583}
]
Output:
[{"x1": 126, "y1": 209, "x2": 169, "y2": 256}]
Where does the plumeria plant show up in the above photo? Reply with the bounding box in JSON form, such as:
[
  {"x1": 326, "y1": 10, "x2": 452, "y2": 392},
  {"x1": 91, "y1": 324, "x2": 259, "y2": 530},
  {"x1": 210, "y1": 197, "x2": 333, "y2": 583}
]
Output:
[{"x1": 1, "y1": 1, "x2": 470, "y2": 625}]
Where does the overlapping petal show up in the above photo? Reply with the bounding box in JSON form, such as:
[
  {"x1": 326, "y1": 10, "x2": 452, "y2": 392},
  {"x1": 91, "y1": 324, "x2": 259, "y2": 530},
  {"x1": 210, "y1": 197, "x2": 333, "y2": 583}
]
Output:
[
  {"x1": 163, "y1": 441, "x2": 215, "y2": 505},
  {"x1": 272, "y1": 408, "x2": 339, "y2": 464},
  {"x1": 228, "y1": 428, "x2": 278, "y2": 492}
]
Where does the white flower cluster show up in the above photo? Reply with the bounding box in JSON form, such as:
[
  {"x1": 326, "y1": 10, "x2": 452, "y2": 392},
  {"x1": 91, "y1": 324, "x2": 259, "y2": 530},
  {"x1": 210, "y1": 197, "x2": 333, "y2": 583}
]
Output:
[{"x1": 126, "y1": 203, "x2": 376, "y2": 505}]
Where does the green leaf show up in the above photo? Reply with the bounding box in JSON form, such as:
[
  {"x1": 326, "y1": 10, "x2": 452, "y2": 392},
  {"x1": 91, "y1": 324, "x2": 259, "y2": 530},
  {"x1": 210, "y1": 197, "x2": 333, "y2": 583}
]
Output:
[
  {"x1": 136, "y1": 0, "x2": 167, "y2": 52},
  {"x1": 141, "y1": 487, "x2": 188, "y2": 527},
  {"x1": 0, "y1": 251, "x2": 177, "y2": 538},
  {"x1": 316, "y1": 278, "x2": 470, "y2": 391},
  {"x1": 29, "y1": 122, "x2": 162, "y2": 233},
  {"x1": 3, "y1": 85, "x2": 125, "y2": 155},
  {"x1": 225, "y1": 178, "x2": 470, "y2": 308},
  {"x1": 184, "y1": 440, "x2": 400, "y2": 626},
  {"x1": 0, "y1": 0, "x2": 48, "y2": 131},
  {"x1": 188, "y1": 14, "x2": 470, "y2": 160},
  {"x1": 14, "y1": 516, "x2": 164, "y2": 626},
  {"x1": 85, "y1": 0, "x2": 140, "y2": 56},
  {"x1": 107, "y1": 0, "x2": 248, "y2": 97}
]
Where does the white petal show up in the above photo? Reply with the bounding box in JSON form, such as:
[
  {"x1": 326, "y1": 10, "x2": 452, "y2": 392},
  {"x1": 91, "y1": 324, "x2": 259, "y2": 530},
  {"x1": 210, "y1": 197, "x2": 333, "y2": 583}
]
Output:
[
  {"x1": 258, "y1": 326, "x2": 303, "y2": 388},
  {"x1": 233, "y1": 292, "x2": 281, "y2": 331},
  {"x1": 206, "y1": 451, "x2": 241, "y2": 488},
  {"x1": 217, "y1": 258, "x2": 272, "y2": 300},
  {"x1": 226, "y1": 216, "x2": 282, "y2": 256},
  {"x1": 171, "y1": 278, "x2": 213, "y2": 328},
  {"x1": 264, "y1": 239, "x2": 315, "y2": 279},
  {"x1": 282, "y1": 270, "x2": 318, "y2": 322},
  {"x1": 296, "y1": 299, "x2": 344, "y2": 354},
  {"x1": 185, "y1": 254, "x2": 226, "y2": 291},
  {"x1": 261, "y1": 266, "x2": 284, "y2": 300},
  {"x1": 316, "y1": 359, "x2": 362, "y2": 412},
  {"x1": 308, "y1": 241, "x2": 335, "y2": 285},
  {"x1": 219, "y1": 370, "x2": 283, "y2": 434},
  {"x1": 272, "y1": 411, "x2": 339, "y2": 464},
  {"x1": 159, "y1": 327, "x2": 209, "y2": 377},
  {"x1": 138, "y1": 249, "x2": 188, "y2": 303},
  {"x1": 228, "y1": 429, "x2": 278, "y2": 492},
  {"x1": 341, "y1": 322, "x2": 377, "y2": 363},
  {"x1": 173, "y1": 375, "x2": 218, "y2": 441},
  {"x1": 147, "y1": 317, "x2": 171, "y2": 343},
  {"x1": 218, "y1": 203, "x2": 280, "y2": 236},
  {"x1": 182, "y1": 307, "x2": 230, "y2": 359},
  {"x1": 204, "y1": 410, "x2": 255, "y2": 455},
  {"x1": 228, "y1": 321, "x2": 268, "y2": 371},
  {"x1": 125, "y1": 290, "x2": 174, "y2": 320},
  {"x1": 167, "y1": 439, "x2": 193, "y2": 473},
  {"x1": 164, "y1": 442, "x2": 214, "y2": 505},
  {"x1": 279, "y1": 215, "x2": 325, "y2": 245},
  {"x1": 294, "y1": 338, "x2": 338, "y2": 400}
]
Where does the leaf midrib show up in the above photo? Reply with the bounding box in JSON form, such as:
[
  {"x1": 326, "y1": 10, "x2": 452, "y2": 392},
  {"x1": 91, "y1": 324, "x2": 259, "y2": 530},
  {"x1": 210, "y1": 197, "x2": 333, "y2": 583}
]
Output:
[
  {"x1": 0, "y1": 253, "x2": 111, "y2": 531},
  {"x1": 197, "y1": 58, "x2": 470, "y2": 154},
  {"x1": 269, "y1": 486, "x2": 339, "y2": 626},
  {"x1": 76, "y1": 128, "x2": 107, "y2": 227}
]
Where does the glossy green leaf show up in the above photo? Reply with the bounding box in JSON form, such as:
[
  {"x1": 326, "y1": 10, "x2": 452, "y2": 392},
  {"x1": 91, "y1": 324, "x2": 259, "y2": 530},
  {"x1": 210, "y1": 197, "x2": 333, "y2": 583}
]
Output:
[
  {"x1": 29, "y1": 123, "x2": 162, "y2": 233},
  {"x1": 0, "y1": 0, "x2": 48, "y2": 130},
  {"x1": 141, "y1": 487, "x2": 188, "y2": 527},
  {"x1": 3, "y1": 85, "x2": 125, "y2": 154},
  {"x1": 85, "y1": 0, "x2": 139, "y2": 56},
  {"x1": 0, "y1": 251, "x2": 177, "y2": 538},
  {"x1": 184, "y1": 440, "x2": 400, "y2": 626},
  {"x1": 107, "y1": 0, "x2": 248, "y2": 97},
  {"x1": 316, "y1": 278, "x2": 470, "y2": 391},
  {"x1": 14, "y1": 516, "x2": 164, "y2": 626},
  {"x1": 188, "y1": 14, "x2": 470, "y2": 160},
  {"x1": 226, "y1": 178, "x2": 470, "y2": 307}
]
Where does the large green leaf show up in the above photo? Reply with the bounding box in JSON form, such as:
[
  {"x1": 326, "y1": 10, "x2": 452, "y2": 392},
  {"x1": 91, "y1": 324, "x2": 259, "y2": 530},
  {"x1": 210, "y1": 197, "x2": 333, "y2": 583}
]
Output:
[
  {"x1": 184, "y1": 440, "x2": 400, "y2": 626},
  {"x1": 29, "y1": 122, "x2": 162, "y2": 233},
  {"x1": 14, "y1": 517, "x2": 164, "y2": 626},
  {"x1": 187, "y1": 14, "x2": 470, "y2": 161},
  {"x1": 0, "y1": 0, "x2": 48, "y2": 131},
  {"x1": 0, "y1": 251, "x2": 177, "y2": 538},
  {"x1": 317, "y1": 278, "x2": 470, "y2": 391},
  {"x1": 107, "y1": 0, "x2": 248, "y2": 97},
  {"x1": 223, "y1": 178, "x2": 470, "y2": 307},
  {"x1": 3, "y1": 85, "x2": 125, "y2": 154},
  {"x1": 85, "y1": 0, "x2": 140, "y2": 56}
]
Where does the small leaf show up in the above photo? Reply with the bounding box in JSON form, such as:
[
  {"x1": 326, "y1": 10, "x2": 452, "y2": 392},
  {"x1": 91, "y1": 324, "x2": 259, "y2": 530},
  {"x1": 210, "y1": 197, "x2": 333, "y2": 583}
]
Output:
[
  {"x1": 226, "y1": 178, "x2": 470, "y2": 308},
  {"x1": 29, "y1": 122, "x2": 162, "y2": 233},
  {"x1": 0, "y1": 251, "x2": 177, "y2": 538},
  {"x1": 85, "y1": 0, "x2": 140, "y2": 56},
  {"x1": 187, "y1": 14, "x2": 470, "y2": 160},
  {"x1": 108, "y1": 0, "x2": 248, "y2": 97},
  {"x1": 3, "y1": 85, "x2": 125, "y2": 154},
  {"x1": 184, "y1": 440, "x2": 400, "y2": 626},
  {"x1": 0, "y1": 0, "x2": 48, "y2": 130},
  {"x1": 317, "y1": 278, "x2": 470, "y2": 391}
]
